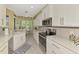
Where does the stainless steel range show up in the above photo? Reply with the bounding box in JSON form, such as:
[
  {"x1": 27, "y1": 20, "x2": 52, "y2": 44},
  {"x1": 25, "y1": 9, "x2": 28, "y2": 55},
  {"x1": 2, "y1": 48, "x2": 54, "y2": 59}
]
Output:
[{"x1": 39, "y1": 29, "x2": 56, "y2": 53}]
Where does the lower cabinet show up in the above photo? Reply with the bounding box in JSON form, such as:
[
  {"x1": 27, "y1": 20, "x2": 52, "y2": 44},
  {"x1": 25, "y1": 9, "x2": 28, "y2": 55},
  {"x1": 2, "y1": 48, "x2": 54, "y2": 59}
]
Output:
[
  {"x1": 13, "y1": 32, "x2": 26, "y2": 51},
  {"x1": 47, "y1": 38, "x2": 75, "y2": 54},
  {"x1": 0, "y1": 41, "x2": 8, "y2": 54}
]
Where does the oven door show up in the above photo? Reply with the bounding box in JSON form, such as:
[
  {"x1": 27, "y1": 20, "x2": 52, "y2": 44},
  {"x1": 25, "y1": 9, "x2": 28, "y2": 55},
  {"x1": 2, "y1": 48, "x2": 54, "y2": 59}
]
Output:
[{"x1": 39, "y1": 34, "x2": 46, "y2": 53}]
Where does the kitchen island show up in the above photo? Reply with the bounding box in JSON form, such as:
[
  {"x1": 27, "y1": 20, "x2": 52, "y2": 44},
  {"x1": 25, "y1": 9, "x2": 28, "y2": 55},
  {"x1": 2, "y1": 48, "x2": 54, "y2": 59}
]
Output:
[
  {"x1": 0, "y1": 33, "x2": 13, "y2": 54},
  {"x1": 13, "y1": 31, "x2": 26, "y2": 51},
  {"x1": 0, "y1": 30, "x2": 26, "y2": 54}
]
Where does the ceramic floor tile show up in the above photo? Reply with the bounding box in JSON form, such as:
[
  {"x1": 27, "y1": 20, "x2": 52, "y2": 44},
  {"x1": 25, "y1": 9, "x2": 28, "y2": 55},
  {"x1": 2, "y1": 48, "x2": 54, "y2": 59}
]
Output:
[
  {"x1": 13, "y1": 32, "x2": 43, "y2": 54},
  {"x1": 25, "y1": 33, "x2": 43, "y2": 54}
]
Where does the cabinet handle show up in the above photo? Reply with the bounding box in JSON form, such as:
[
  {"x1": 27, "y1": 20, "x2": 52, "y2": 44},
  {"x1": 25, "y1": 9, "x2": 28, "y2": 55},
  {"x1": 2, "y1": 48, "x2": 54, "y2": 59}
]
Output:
[
  {"x1": 52, "y1": 43, "x2": 60, "y2": 49},
  {"x1": 39, "y1": 35, "x2": 46, "y2": 39}
]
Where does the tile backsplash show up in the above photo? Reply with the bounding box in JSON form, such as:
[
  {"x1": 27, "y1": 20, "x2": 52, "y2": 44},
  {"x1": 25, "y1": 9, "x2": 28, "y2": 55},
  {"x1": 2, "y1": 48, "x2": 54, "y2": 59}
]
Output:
[
  {"x1": 39, "y1": 26, "x2": 79, "y2": 40},
  {"x1": 56, "y1": 28, "x2": 79, "y2": 39}
]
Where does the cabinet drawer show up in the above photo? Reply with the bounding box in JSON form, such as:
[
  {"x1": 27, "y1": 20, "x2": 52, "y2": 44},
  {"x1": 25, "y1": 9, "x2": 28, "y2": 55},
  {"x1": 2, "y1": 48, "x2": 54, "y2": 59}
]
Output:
[
  {"x1": 47, "y1": 44, "x2": 56, "y2": 54},
  {"x1": 47, "y1": 40, "x2": 75, "y2": 54},
  {"x1": 0, "y1": 46, "x2": 8, "y2": 54},
  {"x1": 47, "y1": 41, "x2": 60, "y2": 54}
]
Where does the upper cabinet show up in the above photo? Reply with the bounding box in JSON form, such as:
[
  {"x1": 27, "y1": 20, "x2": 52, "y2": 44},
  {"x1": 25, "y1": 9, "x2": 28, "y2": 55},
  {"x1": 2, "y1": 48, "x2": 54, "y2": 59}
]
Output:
[
  {"x1": 42, "y1": 5, "x2": 53, "y2": 20},
  {"x1": 33, "y1": 5, "x2": 54, "y2": 27},
  {"x1": 34, "y1": 5, "x2": 79, "y2": 27},
  {"x1": 42, "y1": 6, "x2": 48, "y2": 19},
  {"x1": 53, "y1": 5, "x2": 79, "y2": 27},
  {"x1": 41, "y1": 5, "x2": 54, "y2": 26},
  {"x1": 48, "y1": 5, "x2": 54, "y2": 18}
]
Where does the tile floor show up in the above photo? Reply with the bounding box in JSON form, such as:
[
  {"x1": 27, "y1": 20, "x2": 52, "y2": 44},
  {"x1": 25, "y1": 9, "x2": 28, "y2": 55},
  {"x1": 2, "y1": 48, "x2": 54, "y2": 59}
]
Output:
[
  {"x1": 12, "y1": 32, "x2": 43, "y2": 54},
  {"x1": 25, "y1": 32, "x2": 43, "y2": 54}
]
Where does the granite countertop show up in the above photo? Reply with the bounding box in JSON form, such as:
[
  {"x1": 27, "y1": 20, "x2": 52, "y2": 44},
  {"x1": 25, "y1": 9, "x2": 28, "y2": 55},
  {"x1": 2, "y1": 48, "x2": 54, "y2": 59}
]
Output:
[{"x1": 47, "y1": 35, "x2": 79, "y2": 54}]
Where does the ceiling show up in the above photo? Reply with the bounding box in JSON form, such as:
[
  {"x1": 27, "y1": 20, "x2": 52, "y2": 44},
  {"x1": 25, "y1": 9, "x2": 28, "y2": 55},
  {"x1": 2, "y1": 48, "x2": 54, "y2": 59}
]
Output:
[{"x1": 7, "y1": 4, "x2": 46, "y2": 17}]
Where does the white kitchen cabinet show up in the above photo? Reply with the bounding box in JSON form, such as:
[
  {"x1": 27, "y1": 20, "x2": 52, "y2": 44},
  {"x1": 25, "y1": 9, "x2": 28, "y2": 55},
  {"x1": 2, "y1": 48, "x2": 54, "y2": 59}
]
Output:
[
  {"x1": 0, "y1": 41, "x2": 8, "y2": 54},
  {"x1": 33, "y1": 30, "x2": 39, "y2": 45},
  {"x1": 48, "y1": 5, "x2": 53, "y2": 18},
  {"x1": 53, "y1": 5, "x2": 79, "y2": 27},
  {"x1": 64, "y1": 5, "x2": 79, "y2": 26},
  {"x1": 34, "y1": 5, "x2": 79, "y2": 27},
  {"x1": 53, "y1": 5, "x2": 64, "y2": 26},
  {"x1": 47, "y1": 37, "x2": 74, "y2": 54},
  {"x1": 42, "y1": 5, "x2": 53, "y2": 20},
  {"x1": 44, "y1": 6, "x2": 49, "y2": 19},
  {"x1": 33, "y1": 5, "x2": 54, "y2": 26},
  {"x1": 13, "y1": 32, "x2": 26, "y2": 51},
  {"x1": 41, "y1": 5, "x2": 54, "y2": 26}
]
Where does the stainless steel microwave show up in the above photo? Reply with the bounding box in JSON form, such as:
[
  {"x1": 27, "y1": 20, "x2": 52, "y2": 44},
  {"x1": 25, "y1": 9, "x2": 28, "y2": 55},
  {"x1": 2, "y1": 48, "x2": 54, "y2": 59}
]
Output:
[{"x1": 42, "y1": 17, "x2": 52, "y2": 26}]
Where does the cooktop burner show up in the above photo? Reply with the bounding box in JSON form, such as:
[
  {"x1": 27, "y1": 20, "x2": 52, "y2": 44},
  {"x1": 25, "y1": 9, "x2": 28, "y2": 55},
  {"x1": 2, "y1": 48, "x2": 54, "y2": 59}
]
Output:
[{"x1": 39, "y1": 32, "x2": 56, "y2": 37}]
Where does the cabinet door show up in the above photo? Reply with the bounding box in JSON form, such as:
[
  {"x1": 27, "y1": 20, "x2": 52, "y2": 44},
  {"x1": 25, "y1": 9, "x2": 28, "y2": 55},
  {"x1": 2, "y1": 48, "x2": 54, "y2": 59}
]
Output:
[
  {"x1": 53, "y1": 5, "x2": 62, "y2": 26},
  {"x1": 47, "y1": 38, "x2": 75, "y2": 54},
  {"x1": 51, "y1": 41, "x2": 74, "y2": 54},
  {"x1": 42, "y1": 6, "x2": 48, "y2": 20},
  {"x1": 53, "y1": 5, "x2": 68, "y2": 26},
  {"x1": 53, "y1": 5, "x2": 79, "y2": 26},
  {"x1": 48, "y1": 5, "x2": 53, "y2": 18},
  {"x1": 0, "y1": 42, "x2": 8, "y2": 54},
  {"x1": 47, "y1": 39, "x2": 60, "y2": 54},
  {"x1": 13, "y1": 33, "x2": 26, "y2": 50},
  {"x1": 64, "y1": 5, "x2": 79, "y2": 26}
]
